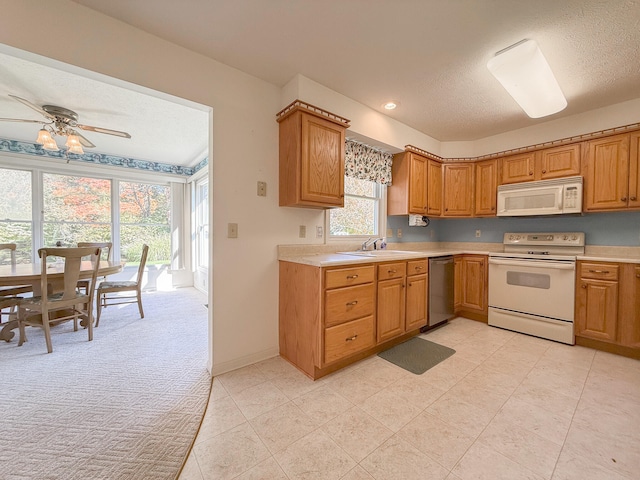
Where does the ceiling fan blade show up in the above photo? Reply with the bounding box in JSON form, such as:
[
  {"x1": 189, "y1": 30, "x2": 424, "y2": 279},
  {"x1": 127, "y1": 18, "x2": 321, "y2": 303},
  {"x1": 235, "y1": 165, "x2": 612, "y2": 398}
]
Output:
[
  {"x1": 72, "y1": 130, "x2": 96, "y2": 148},
  {"x1": 0, "y1": 117, "x2": 48, "y2": 124},
  {"x1": 8, "y1": 94, "x2": 53, "y2": 120},
  {"x1": 76, "y1": 123, "x2": 131, "y2": 139}
]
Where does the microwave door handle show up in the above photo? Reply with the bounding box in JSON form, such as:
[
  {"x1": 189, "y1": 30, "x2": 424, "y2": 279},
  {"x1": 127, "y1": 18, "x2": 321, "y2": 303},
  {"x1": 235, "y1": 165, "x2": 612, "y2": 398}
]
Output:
[{"x1": 489, "y1": 259, "x2": 576, "y2": 270}]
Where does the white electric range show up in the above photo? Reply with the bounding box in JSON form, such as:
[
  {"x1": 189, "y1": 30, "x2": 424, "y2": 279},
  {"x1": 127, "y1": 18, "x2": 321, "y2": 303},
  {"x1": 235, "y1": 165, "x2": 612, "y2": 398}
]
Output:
[{"x1": 488, "y1": 232, "x2": 585, "y2": 344}]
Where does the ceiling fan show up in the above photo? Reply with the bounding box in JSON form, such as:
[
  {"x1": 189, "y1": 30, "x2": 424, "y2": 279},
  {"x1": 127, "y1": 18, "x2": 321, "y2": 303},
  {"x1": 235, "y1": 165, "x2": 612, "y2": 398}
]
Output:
[{"x1": 0, "y1": 94, "x2": 131, "y2": 154}]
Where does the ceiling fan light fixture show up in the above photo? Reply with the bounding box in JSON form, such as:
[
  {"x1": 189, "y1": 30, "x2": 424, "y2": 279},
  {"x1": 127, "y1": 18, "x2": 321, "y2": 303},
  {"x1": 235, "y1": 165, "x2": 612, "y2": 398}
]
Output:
[
  {"x1": 487, "y1": 39, "x2": 567, "y2": 118},
  {"x1": 65, "y1": 134, "x2": 84, "y2": 154},
  {"x1": 36, "y1": 127, "x2": 53, "y2": 145},
  {"x1": 43, "y1": 137, "x2": 59, "y2": 152}
]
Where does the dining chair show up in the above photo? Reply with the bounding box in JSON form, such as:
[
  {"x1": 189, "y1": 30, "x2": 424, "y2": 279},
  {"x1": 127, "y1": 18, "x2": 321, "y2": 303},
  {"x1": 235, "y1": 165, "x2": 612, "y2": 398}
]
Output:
[
  {"x1": 76, "y1": 242, "x2": 113, "y2": 294},
  {"x1": 0, "y1": 243, "x2": 32, "y2": 323},
  {"x1": 96, "y1": 244, "x2": 149, "y2": 326},
  {"x1": 17, "y1": 246, "x2": 101, "y2": 354}
]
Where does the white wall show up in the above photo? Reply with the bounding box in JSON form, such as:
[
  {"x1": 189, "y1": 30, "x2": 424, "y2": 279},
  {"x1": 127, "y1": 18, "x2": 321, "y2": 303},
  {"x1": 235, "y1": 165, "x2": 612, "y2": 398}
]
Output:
[{"x1": 3, "y1": 0, "x2": 640, "y2": 376}]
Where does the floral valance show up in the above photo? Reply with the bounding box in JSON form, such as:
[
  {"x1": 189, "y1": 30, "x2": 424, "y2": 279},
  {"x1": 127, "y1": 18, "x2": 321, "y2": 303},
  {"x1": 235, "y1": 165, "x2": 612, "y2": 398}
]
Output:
[{"x1": 345, "y1": 138, "x2": 393, "y2": 186}]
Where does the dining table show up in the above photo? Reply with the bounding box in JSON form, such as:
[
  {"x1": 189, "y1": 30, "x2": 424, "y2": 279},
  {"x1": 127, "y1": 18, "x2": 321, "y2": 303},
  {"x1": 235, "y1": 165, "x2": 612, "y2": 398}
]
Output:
[{"x1": 0, "y1": 260, "x2": 124, "y2": 342}]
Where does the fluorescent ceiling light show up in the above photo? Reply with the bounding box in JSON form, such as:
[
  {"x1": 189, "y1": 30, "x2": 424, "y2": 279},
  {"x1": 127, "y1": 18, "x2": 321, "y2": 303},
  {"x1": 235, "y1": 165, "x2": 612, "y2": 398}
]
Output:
[{"x1": 487, "y1": 39, "x2": 567, "y2": 118}]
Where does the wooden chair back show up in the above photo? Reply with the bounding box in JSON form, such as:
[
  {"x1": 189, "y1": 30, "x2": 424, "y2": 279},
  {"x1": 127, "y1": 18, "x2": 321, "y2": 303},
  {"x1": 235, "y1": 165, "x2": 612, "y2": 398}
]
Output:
[
  {"x1": 0, "y1": 243, "x2": 18, "y2": 266},
  {"x1": 136, "y1": 244, "x2": 150, "y2": 286},
  {"x1": 77, "y1": 242, "x2": 113, "y2": 262},
  {"x1": 38, "y1": 247, "x2": 101, "y2": 303}
]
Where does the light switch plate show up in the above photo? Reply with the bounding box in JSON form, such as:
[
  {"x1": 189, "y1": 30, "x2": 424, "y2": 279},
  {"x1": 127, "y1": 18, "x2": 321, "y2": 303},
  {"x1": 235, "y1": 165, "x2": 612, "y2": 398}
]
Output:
[
  {"x1": 397, "y1": 228, "x2": 403, "y2": 238},
  {"x1": 228, "y1": 223, "x2": 238, "y2": 238},
  {"x1": 299, "y1": 225, "x2": 306, "y2": 238},
  {"x1": 257, "y1": 181, "x2": 267, "y2": 197}
]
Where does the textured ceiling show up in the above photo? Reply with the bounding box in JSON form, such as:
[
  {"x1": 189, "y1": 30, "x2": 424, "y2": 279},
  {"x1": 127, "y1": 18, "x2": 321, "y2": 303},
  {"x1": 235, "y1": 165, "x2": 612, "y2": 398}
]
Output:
[{"x1": 70, "y1": 0, "x2": 640, "y2": 141}]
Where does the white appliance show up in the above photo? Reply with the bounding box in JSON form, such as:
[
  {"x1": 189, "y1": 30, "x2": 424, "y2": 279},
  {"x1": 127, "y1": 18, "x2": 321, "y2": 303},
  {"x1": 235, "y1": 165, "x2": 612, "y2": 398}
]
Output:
[
  {"x1": 497, "y1": 176, "x2": 582, "y2": 216},
  {"x1": 488, "y1": 232, "x2": 585, "y2": 344}
]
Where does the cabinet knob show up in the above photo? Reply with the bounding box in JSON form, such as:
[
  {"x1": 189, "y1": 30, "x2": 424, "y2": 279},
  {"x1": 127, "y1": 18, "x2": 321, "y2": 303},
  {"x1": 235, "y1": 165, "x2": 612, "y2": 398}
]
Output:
[
  {"x1": 636, "y1": 274, "x2": 640, "y2": 278},
  {"x1": 542, "y1": 169, "x2": 547, "y2": 174},
  {"x1": 529, "y1": 171, "x2": 533, "y2": 175},
  {"x1": 581, "y1": 284, "x2": 587, "y2": 289},
  {"x1": 346, "y1": 300, "x2": 358, "y2": 306},
  {"x1": 621, "y1": 197, "x2": 627, "y2": 202},
  {"x1": 345, "y1": 335, "x2": 358, "y2": 342},
  {"x1": 631, "y1": 196, "x2": 637, "y2": 201}
]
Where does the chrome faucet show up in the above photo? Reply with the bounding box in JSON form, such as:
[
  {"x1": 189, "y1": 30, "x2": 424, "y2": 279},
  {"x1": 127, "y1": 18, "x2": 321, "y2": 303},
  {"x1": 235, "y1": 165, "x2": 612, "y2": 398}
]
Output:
[{"x1": 361, "y1": 237, "x2": 384, "y2": 251}]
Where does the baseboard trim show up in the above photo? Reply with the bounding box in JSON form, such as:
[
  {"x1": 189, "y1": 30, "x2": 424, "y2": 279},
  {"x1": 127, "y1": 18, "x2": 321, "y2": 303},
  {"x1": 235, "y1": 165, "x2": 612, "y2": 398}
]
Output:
[{"x1": 211, "y1": 347, "x2": 280, "y2": 376}]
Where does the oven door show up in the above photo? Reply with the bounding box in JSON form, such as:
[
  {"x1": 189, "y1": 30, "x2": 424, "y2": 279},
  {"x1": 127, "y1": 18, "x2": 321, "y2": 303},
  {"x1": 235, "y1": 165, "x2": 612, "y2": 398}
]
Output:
[{"x1": 488, "y1": 257, "x2": 575, "y2": 321}]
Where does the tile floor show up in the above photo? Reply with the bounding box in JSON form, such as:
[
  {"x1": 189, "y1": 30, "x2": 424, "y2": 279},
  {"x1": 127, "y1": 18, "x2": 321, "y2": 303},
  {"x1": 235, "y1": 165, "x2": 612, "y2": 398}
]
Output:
[{"x1": 178, "y1": 318, "x2": 640, "y2": 480}]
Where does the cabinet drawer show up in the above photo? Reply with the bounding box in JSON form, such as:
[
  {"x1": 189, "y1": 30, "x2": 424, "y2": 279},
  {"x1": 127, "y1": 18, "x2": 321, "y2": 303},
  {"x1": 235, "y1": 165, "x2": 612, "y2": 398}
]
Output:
[
  {"x1": 580, "y1": 263, "x2": 619, "y2": 281},
  {"x1": 325, "y1": 283, "x2": 374, "y2": 327},
  {"x1": 407, "y1": 259, "x2": 427, "y2": 276},
  {"x1": 324, "y1": 315, "x2": 375, "y2": 364},
  {"x1": 325, "y1": 265, "x2": 375, "y2": 289},
  {"x1": 378, "y1": 262, "x2": 406, "y2": 280}
]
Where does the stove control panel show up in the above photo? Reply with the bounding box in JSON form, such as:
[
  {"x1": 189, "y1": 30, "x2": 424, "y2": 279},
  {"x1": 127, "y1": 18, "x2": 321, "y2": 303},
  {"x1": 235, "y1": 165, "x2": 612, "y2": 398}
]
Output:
[{"x1": 503, "y1": 232, "x2": 585, "y2": 247}]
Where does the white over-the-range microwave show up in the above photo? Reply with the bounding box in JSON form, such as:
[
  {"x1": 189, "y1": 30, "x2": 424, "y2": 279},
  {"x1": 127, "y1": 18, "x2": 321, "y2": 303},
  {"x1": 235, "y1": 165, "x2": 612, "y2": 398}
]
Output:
[{"x1": 497, "y1": 176, "x2": 583, "y2": 216}]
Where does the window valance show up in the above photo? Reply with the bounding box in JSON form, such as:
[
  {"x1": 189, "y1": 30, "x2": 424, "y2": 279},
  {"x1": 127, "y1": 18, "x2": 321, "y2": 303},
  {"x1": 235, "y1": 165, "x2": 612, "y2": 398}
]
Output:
[{"x1": 345, "y1": 138, "x2": 393, "y2": 186}]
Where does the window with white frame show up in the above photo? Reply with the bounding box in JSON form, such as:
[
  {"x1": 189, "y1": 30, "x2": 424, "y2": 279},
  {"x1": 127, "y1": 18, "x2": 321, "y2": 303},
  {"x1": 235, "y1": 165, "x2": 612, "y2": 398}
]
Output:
[
  {"x1": 328, "y1": 139, "x2": 392, "y2": 240},
  {"x1": 329, "y1": 176, "x2": 386, "y2": 238}
]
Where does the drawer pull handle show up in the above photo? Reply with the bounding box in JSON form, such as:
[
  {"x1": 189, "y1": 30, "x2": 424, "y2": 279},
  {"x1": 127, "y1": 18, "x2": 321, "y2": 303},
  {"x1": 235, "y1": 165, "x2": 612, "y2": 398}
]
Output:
[
  {"x1": 388, "y1": 269, "x2": 397, "y2": 274},
  {"x1": 588, "y1": 269, "x2": 610, "y2": 274},
  {"x1": 346, "y1": 301, "x2": 358, "y2": 306},
  {"x1": 345, "y1": 335, "x2": 358, "y2": 342},
  {"x1": 414, "y1": 266, "x2": 423, "y2": 270},
  {"x1": 346, "y1": 274, "x2": 359, "y2": 279}
]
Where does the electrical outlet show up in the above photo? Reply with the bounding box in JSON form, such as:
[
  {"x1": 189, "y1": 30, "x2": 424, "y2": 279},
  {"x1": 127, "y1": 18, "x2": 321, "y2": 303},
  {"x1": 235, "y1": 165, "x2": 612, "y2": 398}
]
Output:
[
  {"x1": 227, "y1": 223, "x2": 238, "y2": 238},
  {"x1": 299, "y1": 225, "x2": 306, "y2": 238},
  {"x1": 397, "y1": 228, "x2": 403, "y2": 239},
  {"x1": 476, "y1": 230, "x2": 481, "y2": 238},
  {"x1": 316, "y1": 226, "x2": 323, "y2": 238},
  {"x1": 257, "y1": 181, "x2": 267, "y2": 197}
]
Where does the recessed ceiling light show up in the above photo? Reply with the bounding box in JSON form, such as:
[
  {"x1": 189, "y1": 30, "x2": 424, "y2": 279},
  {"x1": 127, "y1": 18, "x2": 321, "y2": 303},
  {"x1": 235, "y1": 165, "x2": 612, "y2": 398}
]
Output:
[{"x1": 382, "y1": 101, "x2": 399, "y2": 110}]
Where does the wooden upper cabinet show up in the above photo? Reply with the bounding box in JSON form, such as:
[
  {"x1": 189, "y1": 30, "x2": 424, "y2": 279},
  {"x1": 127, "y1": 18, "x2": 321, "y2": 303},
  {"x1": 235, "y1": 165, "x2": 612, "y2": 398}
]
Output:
[
  {"x1": 474, "y1": 159, "x2": 498, "y2": 216},
  {"x1": 584, "y1": 133, "x2": 630, "y2": 211},
  {"x1": 501, "y1": 152, "x2": 536, "y2": 184},
  {"x1": 539, "y1": 144, "x2": 581, "y2": 180},
  {"x1": 443, "y1": 163, "x2": 474, "y2": 217},
  {"x1": 277, "y1": 102, "x2": 349, "y2": 208},
  {"x1": 501, "y1": 145, "x2": 581, "y2": 185},
  {"x1": 427, "y1": 160, "x2": 443, "y2": 216},
  {"x1": 388, "y1": 151, "x2": 431, "y2": 215},
  {"x1": 408, "y1": 154, "x2": 428, "y2": 214},
  {"x1": 629, "y1": 132, "x2": 640, "y2": 209}
]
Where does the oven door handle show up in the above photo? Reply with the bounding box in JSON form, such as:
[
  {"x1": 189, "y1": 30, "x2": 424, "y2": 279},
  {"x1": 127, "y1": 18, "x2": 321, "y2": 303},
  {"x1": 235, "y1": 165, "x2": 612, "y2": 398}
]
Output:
[{"x1": 489, "y1": 258, "x2": 575, "y2": 270}]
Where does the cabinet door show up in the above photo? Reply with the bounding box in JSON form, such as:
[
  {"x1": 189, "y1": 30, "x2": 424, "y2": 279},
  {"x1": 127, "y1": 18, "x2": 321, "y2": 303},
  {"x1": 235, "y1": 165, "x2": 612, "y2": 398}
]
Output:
[
  {"x1": 539, "y1": 144, "x2": 581, "y2": 180},
  {"x1": 474, "y1": 159, "x2": 497, "y2": 216},
  {"x1": 427, "y1": 160, "x2": 442, "y2": 216},
  {"x1": 300, "y1": 112, "x2": 345, "y2": 206},
  {"x1": 377, "y1": 277, "x2": 405, "y2": 342},
  {"x1": 406, "y1": 274, "x2": 427, "y2": 331},
  {"x1": 461, "y1": 256, "x2": 487, "y2": 312},
  {"x1": 442, "y1": 163, "x2": 474, "y2": 217},
  {"x1": 576, "y1": 278, "x2": 618, "y2": 342},
  {"x1": 409, "y1": 154, "x2": 428, "y2": 214},
  {"x1": 501, "y1": 152, "x2": 536, "y2": 184},
  {"x1": 454, "y1": 256, "x2": 462, "y2": 310},
  {"x1": 629, "y1": 132, "x2": 640, "y2": 209},
  {"x1": 584, "y1": 134, "x2": 630, "y2": 211},
  {"x1": 619, "y1": 265, "x2": 640, "y2": 349}
]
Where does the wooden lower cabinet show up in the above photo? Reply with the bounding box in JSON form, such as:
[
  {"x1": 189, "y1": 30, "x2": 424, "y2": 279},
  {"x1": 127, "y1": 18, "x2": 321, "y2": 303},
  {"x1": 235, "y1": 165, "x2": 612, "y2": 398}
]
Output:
[
  {"x1": 454, "y1": 254, "x2": 488, "y2": 322},
  {"x1": 575, "y1": 261, "x2": 640, "y2": 359},
  {"x1": 406, "y1": 266, "x2": 428, "y2": 331},
  {"x1": 279, "y1": 258, "x2": 428, "y2": 380}
]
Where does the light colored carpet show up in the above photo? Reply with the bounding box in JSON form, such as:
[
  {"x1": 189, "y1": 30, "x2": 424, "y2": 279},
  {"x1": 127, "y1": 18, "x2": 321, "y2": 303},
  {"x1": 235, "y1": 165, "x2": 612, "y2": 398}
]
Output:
[{"x1": 0, "y1": 287, "x2": 211, "y2": 480}]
